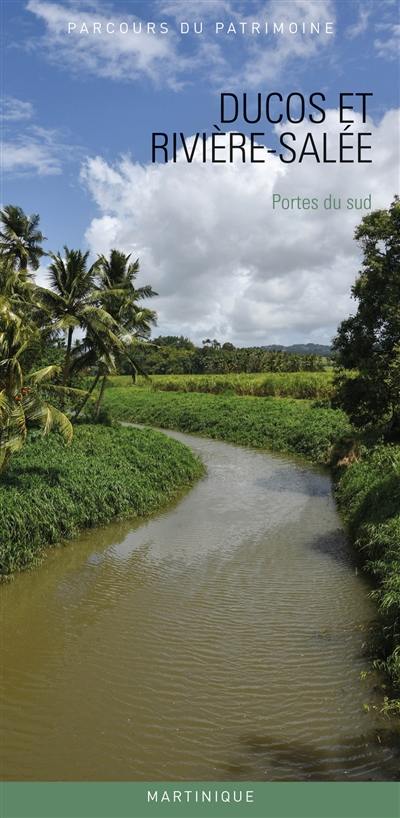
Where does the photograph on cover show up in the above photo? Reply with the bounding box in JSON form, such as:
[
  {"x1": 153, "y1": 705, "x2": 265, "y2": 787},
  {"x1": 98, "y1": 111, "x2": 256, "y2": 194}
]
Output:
[{"x1": 1, "y1": 0, "x2": 399, "y2": 786}]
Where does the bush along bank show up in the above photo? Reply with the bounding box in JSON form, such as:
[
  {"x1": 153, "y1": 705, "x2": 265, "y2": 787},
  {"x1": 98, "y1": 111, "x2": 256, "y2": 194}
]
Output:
[
  {"x1": 336, "y1": 445, "x2": 400, "y2": 712},
  {"x1": 0, "y1": 424, "x2": 204, "y2": 576},
  {"x1": 105, "y1": 386, "x2": 400, "y2": 711}
]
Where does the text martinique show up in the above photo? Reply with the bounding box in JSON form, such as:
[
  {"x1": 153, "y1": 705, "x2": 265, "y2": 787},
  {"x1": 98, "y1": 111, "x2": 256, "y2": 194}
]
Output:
[{"x1": 147, "y1": 789, "x2": 255, "y2": 804}]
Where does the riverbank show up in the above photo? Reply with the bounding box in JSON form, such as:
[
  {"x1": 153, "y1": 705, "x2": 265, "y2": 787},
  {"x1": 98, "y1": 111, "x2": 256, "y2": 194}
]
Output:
[
  {"x1": 336, "y1": 445, "x2": 400, "y2": 712},
  {"x1": 0, "y1": 424, "x2": 204, "y2": 576},
  {"x1": 104, "y1": 388, "x2": 350, "y2": 463},
  {"x1": 4, "y1": 426, "x2": 397, "y2": 780},
  {"x1": 104, "y1": 386, "x2": 400, "y2": 711}
]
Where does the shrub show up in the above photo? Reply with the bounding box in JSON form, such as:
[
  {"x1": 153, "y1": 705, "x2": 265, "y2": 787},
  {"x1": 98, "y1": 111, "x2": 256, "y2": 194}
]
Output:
[{"x1": 337, "y1": 445, "x2": 400, "y2": 705}]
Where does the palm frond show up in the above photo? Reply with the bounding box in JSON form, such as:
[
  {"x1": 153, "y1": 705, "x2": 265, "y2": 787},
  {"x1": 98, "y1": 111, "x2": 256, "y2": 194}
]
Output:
[
  {"x1": 27, "y1": 365, "x2": 61, "y2": 384},
  {"x1": 44, "y1": 383, "x2": 88, "y2": 397},
  {"x1": 48, "y1": 405, "x2": 73, "y2": 444}
]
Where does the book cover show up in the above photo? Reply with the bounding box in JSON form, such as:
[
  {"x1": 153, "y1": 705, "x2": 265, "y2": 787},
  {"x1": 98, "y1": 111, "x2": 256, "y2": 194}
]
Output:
[{"x1": 1, "y1": 2, "x2": 399, "y2": 818}]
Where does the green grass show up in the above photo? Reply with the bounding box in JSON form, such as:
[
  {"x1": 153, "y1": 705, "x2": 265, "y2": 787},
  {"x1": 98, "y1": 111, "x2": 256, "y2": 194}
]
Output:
[
  {"x1": 108, "y1": 371, "x2": 336, "y2": 399},
  {"x1": 0, "y1": 424, "x2": 204, "y2": 576},
  {"x1": 336, "y1": 446, "x2": 400, "y2": 709},
  {"x1": 104, "y1": 387, "x2": 350, "y2": 464}
]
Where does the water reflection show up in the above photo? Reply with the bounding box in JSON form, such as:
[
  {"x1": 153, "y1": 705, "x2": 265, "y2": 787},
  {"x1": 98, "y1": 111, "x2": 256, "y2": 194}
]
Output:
[{"x1": 1, "y1": 429, "x2": 398, "y2": 781}]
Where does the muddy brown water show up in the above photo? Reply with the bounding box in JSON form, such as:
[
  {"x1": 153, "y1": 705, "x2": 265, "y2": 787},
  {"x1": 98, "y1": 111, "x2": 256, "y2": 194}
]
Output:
[{"x1": 1, "y1": 428, "x2": 399, "y2": 781}]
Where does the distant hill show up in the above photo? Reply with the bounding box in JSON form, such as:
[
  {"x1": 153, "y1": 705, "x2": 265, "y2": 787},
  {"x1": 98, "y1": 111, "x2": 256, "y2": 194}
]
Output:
[{"x1": 263, "y1": 343, "x2": 333, "y2": 357}]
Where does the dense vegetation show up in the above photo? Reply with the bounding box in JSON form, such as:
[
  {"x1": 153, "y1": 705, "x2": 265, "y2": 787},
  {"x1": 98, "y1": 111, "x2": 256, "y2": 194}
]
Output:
[
  {"x1": 337, "y1": 446, "x2": 400, "y2": 712},
  {"x1": 0, "y1": 424, "x2": 203, "y2": 576},
  {"x1": 0, "y1": 203, "x2": 160, "y2": 473},
  {"x1": 0, "y1": 205, "x2": 202, "y2": 574},
  {"x1": 1, "y1": 198, "x2": 399, "y2": 714},
  {"x1": 128, "y1": 335, "x2": 328, "y2": 375},
  {"x1": 333, "y1": 197, "x2": 400, "y2": 438},
  {"x1": 107, "y1": 371, "x2": 336, "y2": 399},
  {"x1": 331, "y1": 199, "x2": 400, "y2": 709},
  {"x1": 104, "y1": 387, "x2": 350, "y2": 463}
]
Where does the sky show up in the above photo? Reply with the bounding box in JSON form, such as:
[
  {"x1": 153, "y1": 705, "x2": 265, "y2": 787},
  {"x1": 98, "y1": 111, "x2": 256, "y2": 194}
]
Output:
[{"x1": 2, "y1": 0, "x2": 400, "y2": 346}]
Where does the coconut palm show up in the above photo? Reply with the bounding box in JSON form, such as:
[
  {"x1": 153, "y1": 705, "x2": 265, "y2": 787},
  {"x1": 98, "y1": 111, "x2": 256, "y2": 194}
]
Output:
[
  {"x1": 96, "y1": 250, "x2": 157, "y2": 337},
  {"x1": 0, "y1": 303, "x2": 72, "y2": 473},
  {"x1": 71, "y1": 337, "x2": 118, "y2": 420},
  {"x1": 0, "y1": 254, "x2": 37, "y2": 313},
  {"x1": 73, "y1": 329, "x2": 156, "y2": 420},
  {"x1": 38, "y1": 247, "x2": 121, "y2": 387},
  {"x1": 81, "y1": 250, "x2": 158, "y2": 415},
  {"x1": 0, "y1": 205, "x2": 46, "y2": 271}
]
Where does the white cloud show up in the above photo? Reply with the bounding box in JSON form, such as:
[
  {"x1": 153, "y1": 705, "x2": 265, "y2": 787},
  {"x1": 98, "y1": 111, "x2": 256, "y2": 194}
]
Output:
[
  {"x1": 3, "y1": 141, "x2": 60, "y2": 176},
  {"x1": 26, "y1": 0, "x2": 336, "y2": 89},
  {"x1": 34, "y1": 262, "x2": 51, "y2": 288},
  {"x1": 232, "y1": 0, "x2": 336, "y2": 88},
  {"x1": 3, "y1": 124, "x2": 79, "y2": 177},
  {"x1": 26, "y1": 0, "x2": 189, "y2": 89},
  {"x1": 81, "y1": 110, "x2": 399, "y2": 345},
  {"x1": 1, "y1": 96, "x2": 34, "y2": 121},
  {"x1": 160, "y1": 0, "x2": 235, "y2": 16},
  {"x1": 345, "y1": 4, "x2": 371, "y2": 39},
  {"x1": 374, "y1": 23, "x2": 400, "y2": 59},
  {"x1": 3, "y1": 93, "x2": 81, "y2": 176}
]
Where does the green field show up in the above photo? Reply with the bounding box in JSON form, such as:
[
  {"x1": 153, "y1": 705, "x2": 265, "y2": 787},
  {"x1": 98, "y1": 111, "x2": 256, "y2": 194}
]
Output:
[
  {"x1": 0, "y1": 424, "x2": 203, "y2": 576},
  {"x1": 107, "y1": 371, "x2": 336, "y2": 399}
]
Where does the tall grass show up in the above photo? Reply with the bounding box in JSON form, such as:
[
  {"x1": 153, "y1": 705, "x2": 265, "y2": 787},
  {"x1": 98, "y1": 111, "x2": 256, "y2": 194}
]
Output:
[
  {"x1": 0, "y1": 425, "x2": 203, "y2": 576},
  {"x1": 107, "y1": 371, "x2": 336, "y2": 399},
  {"x1": 104, "y1": 387, "x2": 350, "y2": 463}
]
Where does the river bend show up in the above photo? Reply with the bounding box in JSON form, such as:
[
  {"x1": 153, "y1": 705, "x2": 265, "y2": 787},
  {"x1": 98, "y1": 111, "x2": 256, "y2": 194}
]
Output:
[{"x1": 1, "y1": 429, "x2": 398, "y2": 780}]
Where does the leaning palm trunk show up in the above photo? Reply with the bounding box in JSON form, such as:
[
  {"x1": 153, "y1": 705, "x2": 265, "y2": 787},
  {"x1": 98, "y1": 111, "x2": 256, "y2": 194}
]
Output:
[
  {"x1": 95, "y1": 375, "x2": 107, "y2": 419},
  {"x1": 74, "y1": 372, "x2": 100, "y2": 420},
  {"x1": 63, "y1": 326, "x2": 74, "y2": 387}
]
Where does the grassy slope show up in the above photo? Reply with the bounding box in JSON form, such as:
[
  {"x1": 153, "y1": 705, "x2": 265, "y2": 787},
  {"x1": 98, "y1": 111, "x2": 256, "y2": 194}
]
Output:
[
  {"x1": 105, "y1": 386, "x2": 400, "y2": 706},
  {"x1": 0, "y1": 424, "x2": 203, "y2": 576},
  {"x1": 104, "y1": 387, "x2": 350, "y2": 463}
]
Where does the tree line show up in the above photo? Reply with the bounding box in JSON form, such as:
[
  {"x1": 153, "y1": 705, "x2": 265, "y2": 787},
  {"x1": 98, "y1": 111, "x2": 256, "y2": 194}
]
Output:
[
  {"x1": 0, "y1": 204, "x2": 156, "y2": 470},
  {"x1": 333, "y1": 196, "x2": 400, "y2": 439},
  {"x1": 126, "y1": 336, "x2": 327, "y2": 375}
]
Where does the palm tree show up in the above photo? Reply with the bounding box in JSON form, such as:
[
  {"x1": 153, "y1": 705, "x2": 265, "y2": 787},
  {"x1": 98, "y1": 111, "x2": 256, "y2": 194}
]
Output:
[
  {"x1": 96, "y1": 250, "x2": 157, "y2": 337},
  {"x1": 0, "y1": 205, "x2": 46, "y2": 270},
  {"x1": 72, "y1": 335, "x2": 118, "y2": 420},
  {"x1": 83, "y1": 250, "x2": 158, "y2": 415},
  {"x1": 38, "y1": 247, "x2": 120, "y2": 387},
  {"x1": 0, "y1": 253, "x2": 37, "y2": 313},
  {"x1": 0, "y1": 302, "x2": 72, "y2": 473}
]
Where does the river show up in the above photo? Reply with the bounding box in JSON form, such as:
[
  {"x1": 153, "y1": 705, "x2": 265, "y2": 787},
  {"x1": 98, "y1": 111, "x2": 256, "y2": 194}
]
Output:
[{"x1": 1, "y1": 429, "x2": 398, "y2": 780}]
